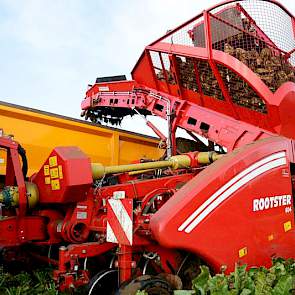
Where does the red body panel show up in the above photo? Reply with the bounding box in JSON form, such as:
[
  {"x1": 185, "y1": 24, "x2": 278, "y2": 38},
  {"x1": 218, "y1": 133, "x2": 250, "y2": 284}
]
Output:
[
  {"x1": 150, "y1": 136, "x2": 295, "y2": 272},
  {"x1": 32, "y1": 147, "x2": 92, "y2": 203},
  {"x1": 0, "y1": 217, "x2": 46, "y2": 246}
]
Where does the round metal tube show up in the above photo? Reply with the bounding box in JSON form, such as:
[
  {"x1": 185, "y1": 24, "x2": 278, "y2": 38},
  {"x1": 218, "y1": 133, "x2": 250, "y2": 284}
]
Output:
[
  {"x1": 197, "y1": 151, "x2": 223, "y2": 164},
  {"x1": 91, "y1": 160, "x2": 172, "y2": 179},
  {"x1": 91, "y1": 152, "x2": 222, "y2": 179}
]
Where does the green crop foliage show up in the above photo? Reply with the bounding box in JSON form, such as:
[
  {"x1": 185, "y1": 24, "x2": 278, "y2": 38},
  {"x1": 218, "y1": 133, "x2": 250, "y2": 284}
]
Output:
[
  {"x1": 1, "y1": 258, "x2": 295, "y2": 294},
  {"x1": 0, "y1": 267, "x2": 85, "y2": 295},
  {"x1": 192, "y1": 258, "x2": 295, "y2": 295}
]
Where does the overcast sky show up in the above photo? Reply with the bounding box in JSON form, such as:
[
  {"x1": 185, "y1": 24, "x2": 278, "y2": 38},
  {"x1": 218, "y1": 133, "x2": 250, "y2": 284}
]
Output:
[{"x1": 1, "y1": 0, "x2": 295, "y2": 137}]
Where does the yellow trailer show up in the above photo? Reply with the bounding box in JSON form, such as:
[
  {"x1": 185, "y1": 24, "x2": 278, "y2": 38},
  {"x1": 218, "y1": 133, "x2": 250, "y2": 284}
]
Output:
[{"x1": 0, "y1": 101, "x2": 163, "y2": 176}]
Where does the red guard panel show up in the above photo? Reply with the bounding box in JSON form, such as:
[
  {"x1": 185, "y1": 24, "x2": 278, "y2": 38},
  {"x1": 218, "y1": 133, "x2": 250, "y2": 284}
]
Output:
[
  {"x1": 32, "y1": 147, "x2": 93, "y2": 203},
  {"x1": 150, "y1": 136, "x2": 295, "y2": 272}
]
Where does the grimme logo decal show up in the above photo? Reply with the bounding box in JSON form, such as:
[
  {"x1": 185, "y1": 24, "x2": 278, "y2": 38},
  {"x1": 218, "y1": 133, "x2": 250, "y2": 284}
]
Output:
[{"x1": 253, "y1": 195, "x2": 292, "y2": 212}]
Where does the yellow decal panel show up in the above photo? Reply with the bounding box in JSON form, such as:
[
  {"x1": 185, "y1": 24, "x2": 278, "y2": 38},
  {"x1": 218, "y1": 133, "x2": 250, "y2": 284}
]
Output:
[
  {"x1": 44, "y1": 165, "x2": 50, "y2": 176},
  {"x1": 49, "y1": 156, "x2": 57, "y2": 167},
  {"x1": 45, "y1": 177, "x2": 51, "y2": 185},
  {"x1": 284, "y1": 221, "x2": 292, "y2": 232},
  {"x1": 239, "y1": 247, "x2": 247, "y2": 258},
  {"x1": 50, "y1": 167, "x2": 59, "y2": 179},
  {"x1": 51, "y1": 179, "x2": 60, "y2": 190}
]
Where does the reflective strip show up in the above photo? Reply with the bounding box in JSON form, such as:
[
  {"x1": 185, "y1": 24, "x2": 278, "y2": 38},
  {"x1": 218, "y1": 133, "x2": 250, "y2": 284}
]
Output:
[
  {"x1": 108, "y1": 199, "x2": 133, "y2": 245},
  {"x1": 106, "y1": 221, "x2": 118, "y2": 243},
  {"x1": 178, "y1": 152, "x2": 286, "y2": 233}
]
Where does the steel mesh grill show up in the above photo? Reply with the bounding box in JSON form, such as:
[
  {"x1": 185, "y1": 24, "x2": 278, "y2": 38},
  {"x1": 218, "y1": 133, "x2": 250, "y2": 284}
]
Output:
[
  {"x1": 154, "y1": 0, "x2": 295, "y2": 95},
  {"x1": 217, "y1": 63, "x2": 266, "y2": 113},
  {"x1": 150, "y1": 51, "x2": 163, "y2": 80},
  {"x1": 290, "y1": 52, "x2": 295, "y2": 67},
  {"x1": 210, "y1": 12, "x2": 295, "y2": 92},
  {"x1": 176, "y1": 56, "x2": 198, "y2": 92},
  {"x1": 197, "y1": 60, "x2": 224, "y2": 100},
  {"x1": 158, "y1": 0, "x2": 295, "y2": 56},
  {"x1": 176, "y1": 56, "x2": 224, "y2": 100},
  {"x1": 236, "y1": 1, "x2": 295, "y2": 54},
  {"x1": 162, "y1": 16, "x2": 205, "y2": 47},
  {"x1": 150, "y1": 51, "x2": 176, "y2": 84},
  {"x1": 161, "y1": 53, "x2": 176, "y2": 84},
  {"x1": 209, "y1": 1, "x2": 295, "y2": 91},
  {"x1": 151, "y1": 51, "x2": 225, "y2": 101}
]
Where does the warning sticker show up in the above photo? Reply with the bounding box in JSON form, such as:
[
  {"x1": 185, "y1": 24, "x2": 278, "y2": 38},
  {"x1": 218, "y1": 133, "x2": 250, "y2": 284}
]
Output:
[
  {"x1": 77, "y1": 211, "x2": 87, "y2": 220},
  {"x1": 44, "y1": 165, "x2": 50, "y2": 176},
  {"x1": 50, "y1": 167, "x2": 59, "y2": 179},
  {"x1": 284, "y1": 221, "x2": 292, "y2": 232},
  {"x1": 45, "y1": 177, "x2": 51, "y2": 185},
  {"x1": 98, "y1": 86, "x2": 109, "y2": 91},
  {"x1": 113, "y1": 191, "x2": 125, "y2": 199},
  {"x1": 51, "y1": 179, "x2": 60, "y2": 190},
  {"x1": 238, "y1": 247, "x2": 247, "y2": 258},
  {"x1": 49, "y1": 156, "x2": 57, "y2": 167}
]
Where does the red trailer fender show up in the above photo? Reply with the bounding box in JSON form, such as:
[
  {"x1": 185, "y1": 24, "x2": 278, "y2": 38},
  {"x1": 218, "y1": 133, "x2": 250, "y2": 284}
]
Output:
[{"x1": 150, "y1": 136, "x2": 295, "y2": 272}]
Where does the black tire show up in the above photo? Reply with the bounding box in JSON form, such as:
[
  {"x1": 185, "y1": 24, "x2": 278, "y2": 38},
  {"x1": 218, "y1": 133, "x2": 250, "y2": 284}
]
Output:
[
  {"x1": 119, "y1": 275, "x2": 173, "y2": 295},
  {"x1": 87, "y1": 269, "x2": 118, "y2": 295},
  {"x1": 139, "y1": 277, "x2": 172, "y2": 295}
]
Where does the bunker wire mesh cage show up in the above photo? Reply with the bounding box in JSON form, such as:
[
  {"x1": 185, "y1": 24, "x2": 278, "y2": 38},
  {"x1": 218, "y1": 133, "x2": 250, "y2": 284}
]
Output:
[{"x1": 149, "y1": 0, "x2": 295, "y2": 114}]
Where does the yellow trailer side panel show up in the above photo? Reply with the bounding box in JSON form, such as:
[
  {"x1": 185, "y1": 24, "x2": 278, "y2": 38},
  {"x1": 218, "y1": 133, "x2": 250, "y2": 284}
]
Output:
[{"x1": 0, "y1": 102, "x2": 163, "y2": 176}]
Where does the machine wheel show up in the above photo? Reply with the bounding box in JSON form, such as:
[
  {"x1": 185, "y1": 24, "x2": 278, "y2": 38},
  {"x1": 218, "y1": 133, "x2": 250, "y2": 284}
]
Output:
[
  {"x1": 119, "y1": 275, "x2": 173, "y2": 295},
  {"x1": 176, "y1": 253, "x2": 202, "y2": 289},
  {"x1": 87, "y1": 269, "x2": 118, "y2": 295}
]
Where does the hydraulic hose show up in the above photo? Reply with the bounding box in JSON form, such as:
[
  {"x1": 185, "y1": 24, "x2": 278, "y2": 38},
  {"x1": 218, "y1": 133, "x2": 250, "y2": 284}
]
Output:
[{"x1": 17, "y1": 144, "x2": 28, "y2": 180}]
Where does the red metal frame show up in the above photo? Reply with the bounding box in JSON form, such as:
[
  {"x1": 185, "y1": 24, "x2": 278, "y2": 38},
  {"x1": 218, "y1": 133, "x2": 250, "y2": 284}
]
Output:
[
  {"x1": 54, "y1": 242, "x2": 114, "y2": 290},
  {"x1": 147, "y1": 0, "x2": 295, "y2": 48},
  {"x1": 117, "y1": 0, "x2": 294, "y2": 140},
  {"x1": 0, "y1": 136, "x2": 32, "y2": 244},
  {"x1": 82, "y1": 86, "x2": 274, "y2": 151},
  {"x1": 203, "y1": 10, "x2": 239, "y2": 120}
]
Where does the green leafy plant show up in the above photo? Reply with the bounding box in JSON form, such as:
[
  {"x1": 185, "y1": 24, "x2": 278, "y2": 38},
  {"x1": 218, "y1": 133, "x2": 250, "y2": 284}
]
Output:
[
  {"x1": 1, "y1": 258, "x2": 295, "y2": 294},
  {"x1": 0, "y1": 267, "x2": 85, "y2": 295},
  {"x1": 192, "y1": 258, "x2": 295, "y2": 295}
]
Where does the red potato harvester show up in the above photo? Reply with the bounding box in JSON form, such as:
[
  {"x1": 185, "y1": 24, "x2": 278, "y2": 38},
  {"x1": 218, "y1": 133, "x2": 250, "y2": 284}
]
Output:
[{"x1": 1, "y1": 0, "x2": 295, "y2": 293}]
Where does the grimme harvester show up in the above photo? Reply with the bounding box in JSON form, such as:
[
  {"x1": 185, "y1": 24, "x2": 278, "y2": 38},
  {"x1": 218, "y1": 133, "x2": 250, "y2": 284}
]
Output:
[{"x1": 1, "y1": 0, "x2": 295, "y2": 293}]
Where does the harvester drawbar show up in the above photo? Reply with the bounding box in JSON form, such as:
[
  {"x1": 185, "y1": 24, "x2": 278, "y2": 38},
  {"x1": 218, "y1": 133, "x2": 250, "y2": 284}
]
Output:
[{"x1": 1, "y1": 0, "x2": 295, "y2": 294}]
